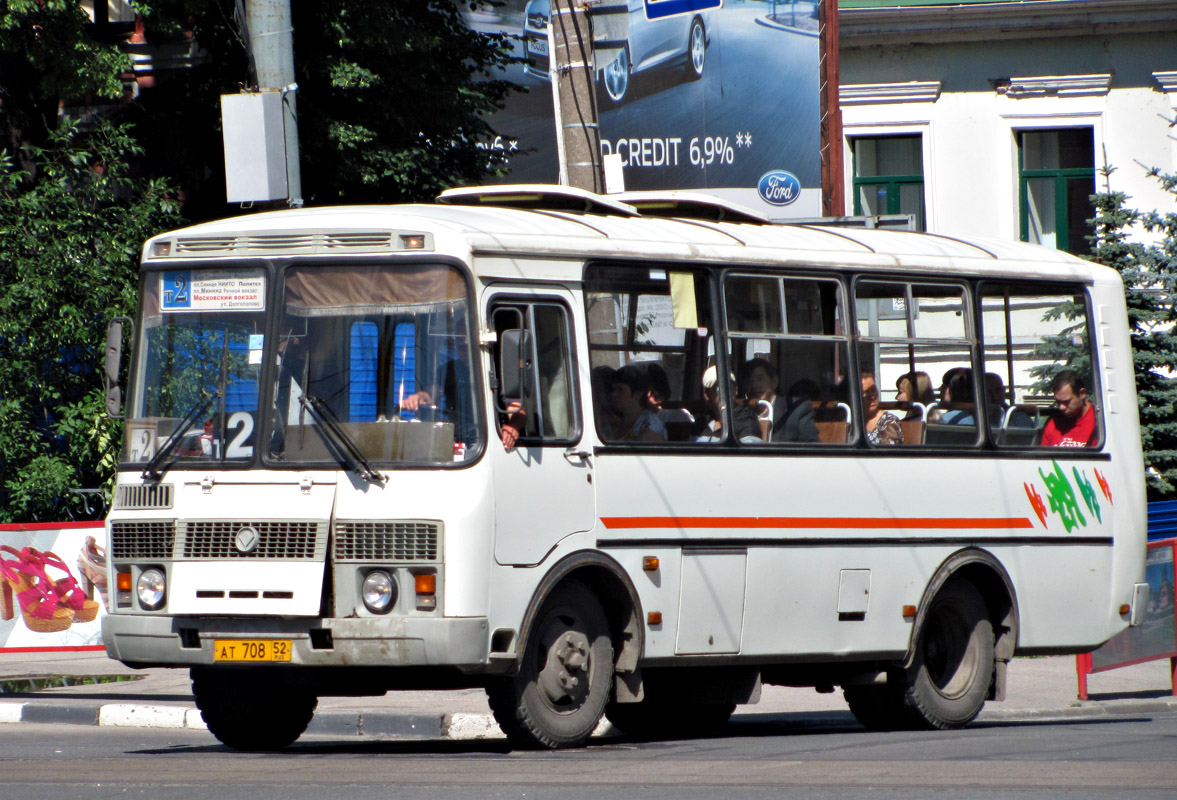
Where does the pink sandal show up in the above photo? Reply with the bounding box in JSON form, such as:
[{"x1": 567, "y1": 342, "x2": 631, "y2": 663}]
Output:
[
  {"x1": 0, "y1": 548, "x2": 76, "y2": 633},
  {"x1": 20, "y1": 547, "x2": 101, "y2": 623}
]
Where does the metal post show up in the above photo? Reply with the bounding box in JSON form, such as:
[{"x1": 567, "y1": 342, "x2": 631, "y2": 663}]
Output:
[
  {"x1": 245, "y1": 0, "x2": 302, "y2": 206},
  {"x1": 550, "y1": 0, "x2": 603, "y2": 193}
]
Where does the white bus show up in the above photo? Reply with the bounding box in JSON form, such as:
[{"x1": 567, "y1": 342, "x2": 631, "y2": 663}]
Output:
[{"x1": 101, "y1": 186, "x2": 1149, "y2": 750}]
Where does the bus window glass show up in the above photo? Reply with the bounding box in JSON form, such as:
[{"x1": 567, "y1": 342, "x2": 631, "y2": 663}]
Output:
[
  {"x1": 489, "y1": 301, "x2": 577, "y2": 444},
  {"x1": 586, "y1": 266, "x2": 712, "y2": 443},
  {"x1": 125, "y1": 268, "x2": 267, "y2": 466},
  {"x1": 856, "y1": 280, "x2": 976, "y2": 446},
  {"x1": 980, "y1": 285, "x2": 1099, "y2": 448},
  {"x1": 726, "y1": 274, "x2": 853, "y2": 445},
  {"x1": 269, "y1": 263, "x2": 481, "y2": 465}
]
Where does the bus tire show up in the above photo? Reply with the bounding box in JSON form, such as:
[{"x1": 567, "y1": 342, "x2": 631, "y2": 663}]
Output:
[
  {"x1": 606, "y1": 699, "x2": 734, "y2": 739},
  {"x1": 487, "y1": 580, "x2": 614, "y2": 749},
  {"x1": 192, "y1": 668, "x2": 317, "y2": 750},
  {"x1": 843, "y1": 683, "x2": 916, "y2": 732},
  {"x1": 904, "y1": 580, "x2": 994, "y2": 729}
]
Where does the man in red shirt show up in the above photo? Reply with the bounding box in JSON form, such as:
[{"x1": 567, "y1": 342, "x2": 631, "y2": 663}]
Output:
[{"x1": 1040, "y1": 369, "x2": 1098, "y2": 447}]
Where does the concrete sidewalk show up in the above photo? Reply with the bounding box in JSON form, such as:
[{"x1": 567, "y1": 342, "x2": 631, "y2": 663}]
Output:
[{"x1": 1, "y1": 649, "x2": 1174, "y2": 740}]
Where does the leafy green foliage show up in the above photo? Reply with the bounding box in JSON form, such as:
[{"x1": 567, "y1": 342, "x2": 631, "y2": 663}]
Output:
[
  {"x1": 136, "y1": 1, "x2": 520, "y2": 210},
  {"x1": 1089, "y1": 166, "x2": 1177, "y2": 499},
  {"x1": 0, "y1": 121, "x2": 180, "y2": 521}
]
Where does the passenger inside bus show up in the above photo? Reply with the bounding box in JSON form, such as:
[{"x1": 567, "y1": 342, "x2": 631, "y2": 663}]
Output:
[
  {"x1": 1040, "y1": 369, "x2": 1098, "y2": 447},
  {"x1": 862, "y1": 370, "x2": 903, "y2": 445},
  {"x1": 939, "y1": 368, "x2": 976, "y2": 425},
  {"x1": 605, "y1": 365, "x2": 666, "y2": 442},
  {"x1": 697, "y1": 366, "x2": 761, "y2": 443}
]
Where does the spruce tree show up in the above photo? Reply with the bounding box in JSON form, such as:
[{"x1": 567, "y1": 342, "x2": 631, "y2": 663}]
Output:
[{"x1": 1089, "y1": 166, "x2": 1177, "y2": 499}]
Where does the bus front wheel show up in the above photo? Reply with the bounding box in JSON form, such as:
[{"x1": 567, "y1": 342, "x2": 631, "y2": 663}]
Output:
[
  {"x1": 487, "y1": 580, "x2": 614, "y2": 749},
  {"x1": 192, "y1": 667, "x2": 317, "y2": 750},
  {"x1": 904, "y1": 580, "x2": 995, "y2": 729}
]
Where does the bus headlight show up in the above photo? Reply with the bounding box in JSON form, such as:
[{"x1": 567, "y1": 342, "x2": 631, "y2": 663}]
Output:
[
  {"x1": 362, "y1": 570, "x2": 397, "y2": 614},
  {"x1": 136, "y1": 568, "x2": 167, "y2": 610}
]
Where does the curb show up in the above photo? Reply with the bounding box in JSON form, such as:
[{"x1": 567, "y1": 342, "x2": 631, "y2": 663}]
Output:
[{"x1": 1, "y1": 698, "x2": 1175, "y2": 740}]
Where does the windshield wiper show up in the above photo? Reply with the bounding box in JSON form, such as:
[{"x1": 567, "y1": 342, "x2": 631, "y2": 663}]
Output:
[
  {"x1": 298, "y1": 394, "x2": 386, "y2": 485},
  {"x1": 141, "y1": 389, "x2": 220, "y2": 481}
]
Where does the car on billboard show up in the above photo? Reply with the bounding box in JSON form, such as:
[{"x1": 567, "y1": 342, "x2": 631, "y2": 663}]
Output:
[{"x1": 523, "y1": 0, "x2": 716, "y2": 105}]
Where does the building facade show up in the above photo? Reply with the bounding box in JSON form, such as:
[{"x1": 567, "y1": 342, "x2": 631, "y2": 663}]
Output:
[{"x1": 838, "y1": 0, "x2": 1177, "y2": 252}]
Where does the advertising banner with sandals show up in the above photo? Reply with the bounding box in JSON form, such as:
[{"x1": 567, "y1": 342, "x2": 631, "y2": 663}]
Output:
[{"x1": 0, "y1": 522, "x2": 107, "y2": 652}]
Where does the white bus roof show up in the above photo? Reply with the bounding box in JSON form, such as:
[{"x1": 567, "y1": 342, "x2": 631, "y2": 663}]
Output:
[{"x1": 142, "y1": 195, "x2": 1097, "y2": 282}]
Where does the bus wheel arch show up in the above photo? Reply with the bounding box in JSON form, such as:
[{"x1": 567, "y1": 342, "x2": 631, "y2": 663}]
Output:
[
  {"x1": 910, "y1": 548, "x2": 1020, "y2": 699},
  {"x1": 488, "y1": 552, "x2": 644, "y2": 748},
  {"x1": 904, "y1": 549, "x2": 1019, "y2": 728}
]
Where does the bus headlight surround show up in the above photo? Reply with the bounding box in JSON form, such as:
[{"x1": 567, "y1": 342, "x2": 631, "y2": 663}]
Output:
[
  {"x1": 362, "y1": 570, "x2": 397, "y2": 614},
  {"x1": 136, "y1": 568, "x2": 167, "y2": 610}
]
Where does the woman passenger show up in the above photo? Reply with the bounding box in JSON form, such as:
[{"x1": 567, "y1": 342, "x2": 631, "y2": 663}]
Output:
[
  {"x1": 895, "y1": 370, "x2": 935, "y2": 416},
  {"x1": 607, "y1": 365, "x2": 666, "y2": 442},
  {"x1": 862, "y1": 370, "x2": 903, "y2": 445}
]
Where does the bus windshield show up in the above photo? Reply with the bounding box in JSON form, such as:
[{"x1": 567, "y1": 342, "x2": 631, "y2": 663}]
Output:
[
  {"x1": 267, "y1": 263, "x2": 482, "y2": 467},
  {"x1": 126, "y1": 267, "x2": 267, "y2": 469}
]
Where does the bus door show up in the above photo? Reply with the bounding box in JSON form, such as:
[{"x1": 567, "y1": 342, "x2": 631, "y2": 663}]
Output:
[{"x1": 486, "y1": 290, "x2": 595, "y2": 566}]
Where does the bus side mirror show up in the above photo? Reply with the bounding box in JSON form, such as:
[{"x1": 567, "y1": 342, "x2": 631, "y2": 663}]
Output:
[
  {"x1": 499, "y1": 329, "x2": 533, "y2": 403},
  {"x1": 105, "y1": 317, "x2": 133, "y2": 418}
]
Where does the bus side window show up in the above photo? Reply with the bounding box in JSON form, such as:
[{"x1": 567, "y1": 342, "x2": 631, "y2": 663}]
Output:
[
  {"x1": 491, "y1": 301, "x2": 578, "y2": 445},
  {"x1": 979, "y1": 284, "x2": 1099, "y2": 448},
  {"x1": 585, "y1": 265, "x2": 713, "y2": 444}
]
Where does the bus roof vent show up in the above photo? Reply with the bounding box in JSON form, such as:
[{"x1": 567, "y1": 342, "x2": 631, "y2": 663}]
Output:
[
  {"x1": 437, "y1": 183, "x2": 640, "y2": 217},
  {"x1": 172, "y1": 231, "x2": 397, "y2": 255},
  {"x1": 615, "y1": 191, "x2": 770, "y2": 224}
]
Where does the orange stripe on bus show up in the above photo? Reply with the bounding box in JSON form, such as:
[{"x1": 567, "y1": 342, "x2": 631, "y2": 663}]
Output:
[{"x1": 599, "y1": 516, "x2": 1035, "y2": 530}]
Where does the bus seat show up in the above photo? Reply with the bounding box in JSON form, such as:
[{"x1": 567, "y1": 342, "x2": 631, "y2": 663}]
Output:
[{"x1": 900, "y1": 419, "x2": 926, "y2": 445}]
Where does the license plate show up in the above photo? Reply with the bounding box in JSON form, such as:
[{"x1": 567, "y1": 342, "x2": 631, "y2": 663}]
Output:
[
  {"x1": 213, "y1": 639, "x2": 292, "y2": 662},
  {"x1": 528, "y1": 37, "x2": 548, "y2": 57}
]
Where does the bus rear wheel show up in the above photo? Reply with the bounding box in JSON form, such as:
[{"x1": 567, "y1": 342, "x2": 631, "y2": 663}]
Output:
[
  {"x1": 192, "y1": 667, "x2": 317, "y2": 750},
  {"x1": 903, "y1": 580, "x2": 995, "y2": 729},
  {"x1": 487, "y1": 580, "x2": 614, "y2": 749}
]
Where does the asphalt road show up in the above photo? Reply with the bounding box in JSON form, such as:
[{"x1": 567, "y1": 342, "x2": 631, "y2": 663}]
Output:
[{"x1": 3, "y1": 710, "x2": 1175, "y2": 800}]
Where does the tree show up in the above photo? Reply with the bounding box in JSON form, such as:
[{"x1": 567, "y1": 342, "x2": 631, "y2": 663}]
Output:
[
  {"x1": 0, "y1": 121, "x2": 180, "y2": 522},
  {"x1": 1088, "y1": 166, "x2": 1177, "y2": 499},
  {"x1": 135, "y1": 1, "x2": 520, "y2": 212}
]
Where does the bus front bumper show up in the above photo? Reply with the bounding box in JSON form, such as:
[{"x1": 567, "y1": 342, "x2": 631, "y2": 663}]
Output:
[{"x1": 102, "y1": 614, "x2": 491, "y2": 671}]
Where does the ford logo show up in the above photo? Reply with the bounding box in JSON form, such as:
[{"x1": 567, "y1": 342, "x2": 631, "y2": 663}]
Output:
[{"x1": 757, "y1": 170, "x2": 801, "y2": 206}]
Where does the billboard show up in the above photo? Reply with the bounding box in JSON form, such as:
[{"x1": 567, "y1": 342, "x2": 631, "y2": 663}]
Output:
[
  {"x1": 465, "y1": 0, "x2": 822, "y2": 217},
  {"x1": 0, "y1": 522, "x2": 107, "y2": 652}
]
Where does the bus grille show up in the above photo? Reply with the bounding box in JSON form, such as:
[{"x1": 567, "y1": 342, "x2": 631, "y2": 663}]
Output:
[
  {"x1": 115, "y1": 484, "x2": 174, "y2": 510},
  {"x1": 178, "y1": 520, "x2": 327, "y2": 560},
  {"x1": 110, "y1": 521, "x2": 176, "y2": 559},
  {"x1": 333, "y1": 520, "x2": 441, "y2": 562}
]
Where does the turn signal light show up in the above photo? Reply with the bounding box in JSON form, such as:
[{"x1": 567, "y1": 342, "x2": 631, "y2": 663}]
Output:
[
  {"x1": 415, "y1": 573, "x2": 437, "y2": 610},
  {"x1": 643, "y1": 556, "x2": 659, "y2": 571},
  {"x1": 117, "y1": 572, "x2": 133, "y2": 592},
  {"x1": 902, "y1": 605, "x2": 917, "y2": 620},
  {"x1": 1119, "y1": 604, "x2": 1131, "y2": 615},
  {"x1": 648, "y1": 611, "x2": 662, "y2": 626}
]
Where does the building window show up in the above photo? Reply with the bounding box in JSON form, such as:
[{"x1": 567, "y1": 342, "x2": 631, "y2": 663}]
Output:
[
  {"x1": 851, "y1": 136, "x2": 925, "y2": 231},
  {"x1": 1018, "y1": 128, "x2": 1095, "y2": 255}
]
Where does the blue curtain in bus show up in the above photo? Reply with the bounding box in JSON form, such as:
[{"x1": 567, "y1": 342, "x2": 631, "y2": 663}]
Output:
[
  {"x1": 349, "y1": 321, "x2": 379, "y2": 422},
  {"x1": 392, "y1": 322, "x2": 417, "y2": 419}
]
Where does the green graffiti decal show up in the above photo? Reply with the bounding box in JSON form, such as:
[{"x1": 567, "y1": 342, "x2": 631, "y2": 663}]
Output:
[
  {"x1": 1073, "y1": 467, "x2": 1102, "y2": 524},
  {"x1": 1038, "y1": 461, "x2": 1087, "y2": 532}
]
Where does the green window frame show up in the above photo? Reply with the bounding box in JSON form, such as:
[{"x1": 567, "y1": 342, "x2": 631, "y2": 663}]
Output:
[
  {"x1": 851, "y1": 135, "x2": 925, "y2": 231},
  {"x1": 1018, "y1": 128, "x2": 1095, "y2": 256}
]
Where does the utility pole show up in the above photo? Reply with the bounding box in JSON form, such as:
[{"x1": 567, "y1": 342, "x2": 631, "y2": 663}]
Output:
[
  {"x1": 819, "y1": 0, "x2": 844, "y2": 217},
  {"x1": 550, "y1": 0, "x2": 604, "y2": 193},
  {"x1": 245, "y1": 0, "x2": 302, "y2": 206}
]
